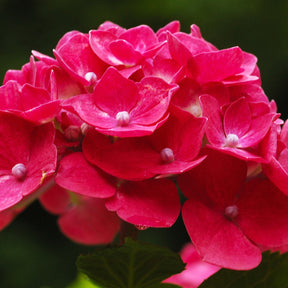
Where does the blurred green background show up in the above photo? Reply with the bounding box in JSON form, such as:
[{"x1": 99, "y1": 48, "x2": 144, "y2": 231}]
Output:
[{"x1": 0, "y1": 0, "x2": 288, "y2": 287}]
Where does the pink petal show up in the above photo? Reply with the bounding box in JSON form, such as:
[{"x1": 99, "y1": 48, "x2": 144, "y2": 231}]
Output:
[
  {"x1": 167, "y1": 32, "x2": 193, "y2": 66},
  {"x1": 0, "y1": 177, "x2": 23, "y2": 211},
  {"x1": 200, "y1": 95, "x2": 225, "y2": 146},
  {"x1": 59, "y1": 197, "x2": 120, "y2": 245},
  {"x1": 54, "y1": 32, "x2": 107, "y2": 86},
  {"x1": 109, "y1": 39, "x2": 143, "y2": 66},
  {"x1": 182, "y1": 200, "x2": 262, "y2": 270},
  {"x1": 224, "y1": 98, "x2": 251, "y2": 138},
  {"x1": 237, "y1": 178, "x2": 288, "y2": 248},
  {"x1": 263, "y1": 151, "x2": 288, "y2": 195},
  {"x1": 194, "y1": 47, "x2": 243, "y2": 83},
  {"x1": 119, "y1": 25, "x2": 158, "y2": 53},
  {"x1": 23, "y1": 122, "x2": 57, "y2": 196},
  {"x1": 178, "y1": 148, "x2": 247, "y2": 208},
  {"x1": 93, "y1": 67, "x2": 139, "y2": 115},
  {"x1": 164, "y1": 243, "x2": 220, "y2": 288},
  {"x1": 0, "y1": 81, "x2": 22, "y2": 110},
  {"x1": 131, "y1": 76, "x2": 177, "y2": 125},
  {"x1": 55, "y1": 152, "x2": 115, "y2": 198},
  {"x1": 89, "y1": 30, "x2": 124, "y2": 66},
  {"x1": 156, "y1": 21, "x2": 180, "y2": 41},
  {"x1": 106, "y1": 179, "x2": 180, "y2": 227},
  {"x1": 40, "y1": 184, "x2": 71, "y2": 214}
]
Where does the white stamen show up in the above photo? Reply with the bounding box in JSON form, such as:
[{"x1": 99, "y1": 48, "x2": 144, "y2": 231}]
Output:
[
  {"x1": 84, "y1": 72, "x2": 97, "y2": 85},
  {"x1": 225, "y1": 133, "x2": 239, "y2": 148},
  {"x1": 116, "y1": 111, "x2": 130, "y2": 126},
  {"x1": 12, "y1": 163, "x2": 27, "y2": 181},
  {"x1": 224, "y1": 205, "x2": 239, "y2": 219},
  {"x1": 160, "y1": 148, "x2": 175, "y2": 163}
]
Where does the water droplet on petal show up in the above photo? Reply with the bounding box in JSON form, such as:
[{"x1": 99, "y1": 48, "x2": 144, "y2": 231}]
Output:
[
  {"x1": 84, "y1": 72, "x2": 97, "y2": 85},
  {"x1": 160, "y1": 148, "x2": 175, "y2": 163},
  {"x1": 135, "y1": 225, "x2": 149, "y2": 231},
  {"x1": 225, "y1": 133, "x2": 239, "y2": 148},
  {"x1": 12, "y1": 163, "x2": 27, "y2": 181},
  {"x1": 116, "y1": 111, "x2": 130, "y2": 127},
  {"x1": 224, "y1": 205, "x2": 239, "y2": 219}
]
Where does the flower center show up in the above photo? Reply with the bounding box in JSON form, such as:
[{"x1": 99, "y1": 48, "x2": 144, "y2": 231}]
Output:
[
  {"x1": 64, "y1": 125, "x2": 82, "y2": 141},
  {"x1": 12, "y1": 163, "x2": 27, "y2": 181},
  {"x1": 116, "y1": 111, "x2": 130, "y2": 126},
  {"x1": 160, "y1": 148, "x2": 175, "y2": 163},
  {"x1": 224, "y1": 205, "x2": 239, "y2": 219},
  {"x1": 84, "y1": 72, "x2": 97, "y2": 86},
  {"x1": 225, "y1": 133, "x2": 239, "y2": 147}
]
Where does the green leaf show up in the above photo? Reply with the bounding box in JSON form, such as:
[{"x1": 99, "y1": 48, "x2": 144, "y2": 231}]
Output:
[
  {"x1": 76, "y1": 238, "x2": 185, "y2": 288},
  {"x1": 199, "y1": 251, "x2": 288, "y2": 288},
  {"x1": 66, "y1": 273, "x2": 100, "y2": 288}
]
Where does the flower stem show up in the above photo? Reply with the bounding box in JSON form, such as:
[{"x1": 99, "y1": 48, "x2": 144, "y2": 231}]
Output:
[{"x1": 119, "y1": 220, "x2": 138, "y2": 244}]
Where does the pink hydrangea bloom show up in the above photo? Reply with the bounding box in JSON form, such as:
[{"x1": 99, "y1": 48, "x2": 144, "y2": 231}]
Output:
[
  {"x1": 179, "y1": 149, "x2": 288, "y2": 270},
  {"x1": 62, "y1": 67, "x2": 178, "y2": 137},
  {"x1": 0, "y1": 112, "x2": 57, "y2": 211},
  {"x1": 1, "y1": 20, "x2": 288, "y2": 273}
]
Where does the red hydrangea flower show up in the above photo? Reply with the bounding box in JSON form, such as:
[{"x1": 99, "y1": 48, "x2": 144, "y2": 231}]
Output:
[
  {"x1": 201, "y1": 95, "x2": 277, "y2": 161},
  {"x1": 0, "y1": 112, "x2": 57, "y2": 211},
  {"x1": 179, "y1": 149, "x2": 288, "y2": 270},
  {"x1": 62, "y1": 67, "x2": 178, "y2": 137},
  {"x1": 89, "y1": 23, "x2": 165, "y2": 67},
  {"x1": 105, "y1": 178, "x2": 180, "y2": 228},
  {"x1": 53, "y1": 30, "x2": 108, "y2": 88},
  {"x1": 83, "y1": 106, "x2": 207, "y2": 180}
]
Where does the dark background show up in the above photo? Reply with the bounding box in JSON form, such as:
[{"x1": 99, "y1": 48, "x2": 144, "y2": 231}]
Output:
[{"x1": 0, "y1": 0, "x2": 288, "y2": 287}]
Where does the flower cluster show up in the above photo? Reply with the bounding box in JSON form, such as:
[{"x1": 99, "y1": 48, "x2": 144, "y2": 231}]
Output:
[{"x1": 1, "y1": 20, "x2": 288, "y2": 272}]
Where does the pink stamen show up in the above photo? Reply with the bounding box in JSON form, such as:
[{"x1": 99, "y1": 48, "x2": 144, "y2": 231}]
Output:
[
  {"x1": 12, "y1": 163, "x2": 27, "y2": 181},
  {"x1": 160, "y1": 148, "x2": 175, "y2": 163}
]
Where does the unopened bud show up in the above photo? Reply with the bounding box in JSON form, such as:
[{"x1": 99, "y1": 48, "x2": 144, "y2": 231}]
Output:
[
  {"x1": 224, "y1": 205, "x2": 239, "y2": 219},
  {"x1": 12, "y1": 163, "x2": 27, "y2": 181},
  {"x1": 64, "y1": 125, "x2": 82, "y2": 141},
  {"x1": 116, "y1": 111, "x2": 130, "y2": 127},
  {"x1": 160, "y1": 148, "x2": 175, "y2": 163}
]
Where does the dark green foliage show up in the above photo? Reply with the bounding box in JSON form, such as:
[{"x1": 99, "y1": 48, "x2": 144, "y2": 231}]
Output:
[
  {"x1": 199, "y1": 251, "x2": 288, "y2": 288},
  {"x1": 77, "y1": 238, "x2": 184, "y2": 288}
]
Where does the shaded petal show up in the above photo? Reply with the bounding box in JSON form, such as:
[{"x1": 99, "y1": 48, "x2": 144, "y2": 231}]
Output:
[
  {"x1": 55, "y1": 152, "x2": 115, "y2": 198},
  {"x1": 182, "y1": 199, "x2": 262, "y2": 270},
  {"x1": 237, "y1": 178, "x2": 288, "y2": 248},
  {"x1": 106, "y1": 179, "x2": 180, "y2": 227},
  {"x1": 194, "y1": 47, "x2": 243, "y2": 83},
  {"x1": 59, "y1": 197, "x2": 120, "y2": 245}
]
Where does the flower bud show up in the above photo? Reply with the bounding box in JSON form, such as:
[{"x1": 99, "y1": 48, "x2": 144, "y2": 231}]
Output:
[
  {"x1": 12, "y1": 163, "x2": 27, "y2": 181},
  {"x1": 224, "y1": 205, "x2": 239, "y2": 219},
  {"x1": 160, "y1": 148, "x2": 175, "y2": 163},
  {"x1": 64, "y1": 125, "x2": 82, "y2": 141}
]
